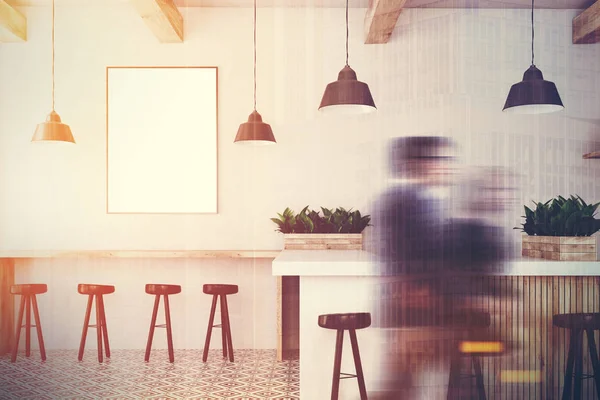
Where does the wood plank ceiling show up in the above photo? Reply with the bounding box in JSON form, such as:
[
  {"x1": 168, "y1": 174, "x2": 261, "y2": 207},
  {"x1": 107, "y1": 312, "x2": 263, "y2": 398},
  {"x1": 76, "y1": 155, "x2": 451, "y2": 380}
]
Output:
[{"x1": 0, "y1": 0, "x2": 598, "y2": 44}]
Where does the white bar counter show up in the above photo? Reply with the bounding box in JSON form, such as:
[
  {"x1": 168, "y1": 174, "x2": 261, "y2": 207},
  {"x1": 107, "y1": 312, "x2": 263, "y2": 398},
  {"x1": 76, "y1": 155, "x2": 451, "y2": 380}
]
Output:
[{"x1": 272, "y1": 250, "x2": 600, "y2": 400}]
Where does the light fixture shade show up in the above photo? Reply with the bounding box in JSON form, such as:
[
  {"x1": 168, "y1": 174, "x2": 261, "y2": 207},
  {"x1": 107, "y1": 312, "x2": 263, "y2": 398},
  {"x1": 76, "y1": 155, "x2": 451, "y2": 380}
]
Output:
[
  {"x1": 503, "y1": 65, "x2": 564, "y2": 114},
  {"x1": 234, "y1": 110, "x2": 276, "y2": 145},
  {"x1": 319, "y1": 66, "x2": 376, "y2": 114},
  {"x1": 32, "y1": 110, "x2": 75, "y2": 143}
]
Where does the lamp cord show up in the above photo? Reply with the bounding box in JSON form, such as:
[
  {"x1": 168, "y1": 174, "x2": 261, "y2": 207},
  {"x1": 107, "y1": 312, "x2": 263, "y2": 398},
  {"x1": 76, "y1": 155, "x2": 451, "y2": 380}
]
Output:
[
  {"x1": 531, "y1": 0, "x2": 534, "y2": 66},
  {"x1": 345, "y1": 0, "x2": 349, "y2": 66},
  {"x1": 253, "y1": 0, "x2": 257, "y2": 111},
  {"x1": 52, "y1": 0, "x2": 55, "y2": 111}
]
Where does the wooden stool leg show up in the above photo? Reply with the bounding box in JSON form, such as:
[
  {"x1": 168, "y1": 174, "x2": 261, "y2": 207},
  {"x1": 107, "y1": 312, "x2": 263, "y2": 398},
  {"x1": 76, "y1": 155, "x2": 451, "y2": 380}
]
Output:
[
  {"x1": 562, "y1": 329, "x2": 578, "y2": 400},
  {"x1": 78, "y1": 295, "x2": 93, "y2": 361},
  {"x1": 31, "y1": 295, "x2": 46, "y2": 361},
  {"x1": 11, "y1": 295, "x2": 26, "y2": 362},
  {"x1": 447, "y1": 345, "x2": 462, "y2": 400},
  {"x1": 164, "y1": 295, "x2": 175, "y2": 363},
  {"x1": 349, "y1": 329, "x2": 368, "y2": 400},
  {"x1": 220, "y1": 295, "x2": 227, "y2": 359},
  {"x1": 98, "y1": 295, "x2": 110, "y2": 358},
  {"x1": 221, "y1": 295, "x2": 234, "y2": 362},
  {"x1": 472, "y1": 356, "x2": 487, "y2": 400},
  {"x1": 574, "y1": 329, "x2": 584, "y2": 400},
  {"x1": 202, "y1": 295, "x2": 218, "y2": 362},
  {"x1": 95, "y1": 295, "x2": 103, "y2": 363},
  {"x1": 331, "y1": 329, "x2": 344, "y2": 400},
  {"x1": 25, "y1": 295, "x2": 31, "y2": 357},
  {"x1": 586, "y1": 328, "x2": 600, "y2": 399},
  {"x1": 145, "y1": 295, "x2": 160, "y2": 362}
]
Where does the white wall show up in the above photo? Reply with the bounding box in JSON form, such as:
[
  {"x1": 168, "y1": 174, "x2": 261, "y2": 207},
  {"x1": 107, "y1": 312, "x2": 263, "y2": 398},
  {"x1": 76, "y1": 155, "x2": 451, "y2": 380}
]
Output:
[
  {"x1": 13, "y1": 258, "x2": 276, "y2": 351},
  {"x1": 1, "y1": 5, "x2": 599, "y2": 349},
  {"x1": 0, "y1": 6, "x2": 599, "y2": 250}
]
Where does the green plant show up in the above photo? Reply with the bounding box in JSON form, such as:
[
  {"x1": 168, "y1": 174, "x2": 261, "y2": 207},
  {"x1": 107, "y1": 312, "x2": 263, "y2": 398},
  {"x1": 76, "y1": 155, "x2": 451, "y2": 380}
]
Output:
[
  {"x1": 271, "y1": 206, "x2": 371, "y2": 234},
  {"x1": 515, "y1": 195, "x2": 600, "y2": 236}
]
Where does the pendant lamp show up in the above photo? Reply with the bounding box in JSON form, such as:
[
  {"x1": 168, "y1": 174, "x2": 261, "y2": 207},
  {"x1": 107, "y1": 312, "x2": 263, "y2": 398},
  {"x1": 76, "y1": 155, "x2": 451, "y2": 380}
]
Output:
[
  {"x1": 234, "y1": 0, "x2": 276, "y2": 145},
  {"x1": 32, "y1": 0, "x2": 75, "y2": 143},
  {"x1": 502, "y1": 0, "x2": 563, "y2": 114},
  {"x1": 319, "y1": 0, "x2": 376, "y2": 114}
]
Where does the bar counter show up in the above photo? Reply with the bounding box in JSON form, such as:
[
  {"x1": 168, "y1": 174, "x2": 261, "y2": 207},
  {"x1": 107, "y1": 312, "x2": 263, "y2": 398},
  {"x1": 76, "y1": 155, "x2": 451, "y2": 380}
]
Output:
[{"x1": 273, "y1": 250, "x2": 600, "y2": 399}]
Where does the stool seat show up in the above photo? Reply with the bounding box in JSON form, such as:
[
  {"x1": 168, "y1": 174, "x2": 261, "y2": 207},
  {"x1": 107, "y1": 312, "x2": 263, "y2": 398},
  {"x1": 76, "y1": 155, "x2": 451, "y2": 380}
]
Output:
[
  {"x1": 203, "y1": 284, "x2": 238, "y2": 295},
  {"x1": 318, "y1": 312, "x2": 371, "y2": 331},
  {"x1": 11, "y1": 284, "x2": 47, "y2": 295},
  {"x1": 78, "y1": 284, "x2": 115, "y2": 295},
  {"x1": 553, "y1": 313, "x2": 600, "y2": 330},
  {"x1": 145, "y1": 284, "x2": 182, "y2": 295}
]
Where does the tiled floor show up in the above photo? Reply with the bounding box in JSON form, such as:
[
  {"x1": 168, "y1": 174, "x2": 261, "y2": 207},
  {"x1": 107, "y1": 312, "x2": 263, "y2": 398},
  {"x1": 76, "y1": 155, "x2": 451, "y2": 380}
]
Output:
[{"x1": 0, "y1": 349, "x2": 299, "y2": 400}]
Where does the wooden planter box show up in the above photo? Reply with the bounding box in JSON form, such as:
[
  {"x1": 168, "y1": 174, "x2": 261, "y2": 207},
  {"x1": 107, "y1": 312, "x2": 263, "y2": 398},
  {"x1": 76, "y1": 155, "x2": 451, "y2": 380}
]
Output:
[
  {"x1": 283, "y1": 233, "x2": 363, "y2": 250},
  {"x1": 522, "y1": 235, "x2": 597, "y2": 261}
]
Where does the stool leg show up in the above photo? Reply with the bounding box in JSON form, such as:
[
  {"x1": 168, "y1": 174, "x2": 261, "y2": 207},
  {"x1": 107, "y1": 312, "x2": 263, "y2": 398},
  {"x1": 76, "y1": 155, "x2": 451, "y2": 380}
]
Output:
[
  {"x1": 11, "y1": 295, "x2": 26, "y2": 363},
  {"x1": 472, "y1": 356, "x2": 487, "y2": 400},
  {"x1": 220, "y1": 295, "x2": 227, "y2": 359},
  {"x1": 586, "y1": 328, "x2": 600, "y2": 399},
  {"x1": 221, "y1": 295, "x2": 234, "y2": 362},
  {"x1": 331, "y1": 329, "x2": 344, "y2": 400},
  {"x1": 574, "y1": 329, "x2": 584, "y2": 400},
  {"x1": 562, "y1": 329, "x2": 578, "y2": 400},
  {"x1": 25, "y1": 295, "x2": 31, "y2": 357},
  {"x1": 145, "y1": 295, "x2": 160, "y2": 362},
  {"x1": 202, "y1": 294, "x2": 218, "y2": 362},
  {"x1": 31, "y1": 295, "x2": 46, "y2": 361},
  {"x1": 164, "y1": 295, "x2": 175, "y2": 363},
  {"x1": 349, "y1": 329, "x2": 368, "y2": 400},
  {"x1": 447, "y1": 345, "x2": 462, "y2": 400},
  {"x1": 78, "y1": 295, "x2": 93, "y2": 361},
  {"x1": 98, "y1": 295, "x2": 110, "y2": 359},
  {"x1": 95, "y1": 295, "x2": 103, "y2": 363}
]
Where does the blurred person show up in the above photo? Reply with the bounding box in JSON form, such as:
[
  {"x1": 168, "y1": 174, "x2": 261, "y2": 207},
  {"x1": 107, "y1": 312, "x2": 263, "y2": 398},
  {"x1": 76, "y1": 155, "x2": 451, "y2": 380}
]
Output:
[{"x1": 370, "y1": 138, "x2": 514, "y2": 399}]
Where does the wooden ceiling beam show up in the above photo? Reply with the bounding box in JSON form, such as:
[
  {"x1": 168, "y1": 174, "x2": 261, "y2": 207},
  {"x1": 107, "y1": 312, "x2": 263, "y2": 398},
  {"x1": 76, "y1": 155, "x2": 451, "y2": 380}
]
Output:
[
  {"x1": 364, "y1": 0, "x2": 406, "y2": 44},
  {"x1": 130, "y1": 0, "x2": 183, "y2": 43},
  {"x1": 0, "y1": 0, "x2": 26, "y2": 42},
  {"x1": 573, "y1": 0, "x2": 600, "y2": 44}
]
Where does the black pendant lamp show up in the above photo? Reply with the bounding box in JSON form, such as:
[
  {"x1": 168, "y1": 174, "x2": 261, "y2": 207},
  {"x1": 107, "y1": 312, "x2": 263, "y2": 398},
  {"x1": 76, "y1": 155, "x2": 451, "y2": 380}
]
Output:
[
  {"x1": 503, "y1": 0, "x2": 563, "y2": 114},
  {"x1": 234, "y1": 0, "x2": 276, "y2": 145},
  {"x1": 319, "y1": 0, "x2": 376, "y2": 114}
]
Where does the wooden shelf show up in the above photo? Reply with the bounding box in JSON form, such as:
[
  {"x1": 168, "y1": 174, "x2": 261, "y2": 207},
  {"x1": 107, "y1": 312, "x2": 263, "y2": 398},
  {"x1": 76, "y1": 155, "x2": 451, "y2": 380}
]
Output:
[
  {"x1": 583, "y1": 151, "x2": 600, "y2": 159},
  {"x1": 0, "y1": 250, "x2": 281, "y2": 259}
]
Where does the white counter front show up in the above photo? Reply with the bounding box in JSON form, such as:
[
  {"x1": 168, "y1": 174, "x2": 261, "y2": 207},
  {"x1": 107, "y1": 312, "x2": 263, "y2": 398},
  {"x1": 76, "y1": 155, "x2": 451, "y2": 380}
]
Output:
[{"x1": 272, "y1": 250, "x2": 600, "y2": 276}]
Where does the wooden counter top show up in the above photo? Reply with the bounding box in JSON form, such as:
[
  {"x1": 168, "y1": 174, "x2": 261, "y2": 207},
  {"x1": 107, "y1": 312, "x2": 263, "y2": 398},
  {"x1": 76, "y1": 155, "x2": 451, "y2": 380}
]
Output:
[{"x1": 0, "y1": 250, "x2": 280, "y2": 259}]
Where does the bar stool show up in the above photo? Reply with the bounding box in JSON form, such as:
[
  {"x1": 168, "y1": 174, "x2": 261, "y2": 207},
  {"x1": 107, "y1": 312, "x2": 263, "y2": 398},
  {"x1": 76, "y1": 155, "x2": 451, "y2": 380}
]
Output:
[
  {"x1": 202, "y1": 284, "x2": 237, "y2": 362},
  {"x1": 77, "y1": 284, "x2": 115, "y2": 363},
  {"x1": 553, "y1": 313, "x2": 600, "y2": 400},
  {"x1": 446, "y1": 311, "x2": 493, "y2": 400},
  {"x1": 10, "y1": 284, "x2": 47, "y2": 362},
  {"x1": 318, "y1": 312, "x2": 371, "y2": 400},
  {"x1": 145, "y1": 284, "x2": 181, "y2": 363}
]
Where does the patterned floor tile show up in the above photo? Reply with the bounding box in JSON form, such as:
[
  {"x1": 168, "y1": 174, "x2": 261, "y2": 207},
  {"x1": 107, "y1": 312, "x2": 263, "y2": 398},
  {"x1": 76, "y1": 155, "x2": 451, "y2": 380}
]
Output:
[{"x1": 0, "y1": 349, "x2": 299, "y2": 399}]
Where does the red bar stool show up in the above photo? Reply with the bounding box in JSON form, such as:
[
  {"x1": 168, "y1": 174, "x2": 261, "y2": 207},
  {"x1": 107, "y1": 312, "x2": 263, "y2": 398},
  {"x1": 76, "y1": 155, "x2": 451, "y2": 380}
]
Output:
[
  {"x1": 10, "y1": 284, "x2": 47, "y2": 362},
  {"x1": 77, "y1": 284, "x2": 115, "y2": 363},
  {"x1": 144, "y1": 284, "x2": 181, "y2": 363},
  {"x1": 318, "y1": 312, "x2": 371, "y2": 400},
  {"x1": 202, "y1": 284, "x2": 238, "y2": 362}
]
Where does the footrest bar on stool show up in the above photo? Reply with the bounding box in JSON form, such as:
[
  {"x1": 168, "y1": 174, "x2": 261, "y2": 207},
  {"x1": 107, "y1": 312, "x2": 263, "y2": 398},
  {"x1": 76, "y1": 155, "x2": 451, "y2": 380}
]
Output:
[
  {"x1": 155, "y1": 324, "x2": 167, "y2": 328},
  {"x1": 340, "y1": 373, "x2": 358, "y2": 379},
  {"x1": 212, "y1": 324, "x2": 223, "y2": 328}
]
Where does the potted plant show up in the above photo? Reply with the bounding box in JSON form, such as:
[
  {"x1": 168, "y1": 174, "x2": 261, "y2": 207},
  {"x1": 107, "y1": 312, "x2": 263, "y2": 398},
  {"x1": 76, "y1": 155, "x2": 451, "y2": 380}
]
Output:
[
  {"x1": 271, "y1": 206, "x2": 371, "y2": 250},
  {"x1": 515, "y1": 195, "x2": 600, "y2": 261}
]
